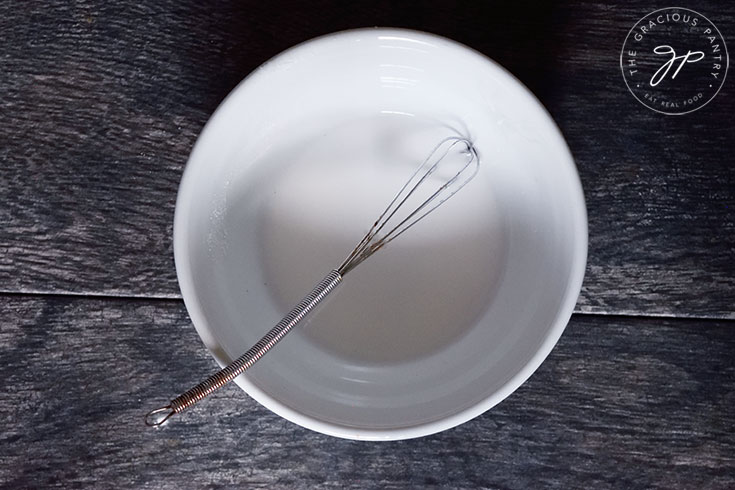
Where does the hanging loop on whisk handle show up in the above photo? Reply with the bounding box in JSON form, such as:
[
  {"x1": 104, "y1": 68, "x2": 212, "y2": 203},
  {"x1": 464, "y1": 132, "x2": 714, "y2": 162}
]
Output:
[{"x1": 145, "y1": 270, "x2": 343, "y2": 426}]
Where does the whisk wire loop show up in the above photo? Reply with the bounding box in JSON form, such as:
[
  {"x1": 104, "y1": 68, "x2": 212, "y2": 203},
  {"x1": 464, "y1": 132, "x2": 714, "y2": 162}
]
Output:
[{"x1": 338, "y1": 136, "x2": 478, "y2": 275}]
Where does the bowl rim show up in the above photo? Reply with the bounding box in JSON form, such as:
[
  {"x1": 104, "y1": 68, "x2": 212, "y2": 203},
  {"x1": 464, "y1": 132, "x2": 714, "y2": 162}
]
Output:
[{"x1": 173, "y1": 27, "x2": 588, "y2": 440}]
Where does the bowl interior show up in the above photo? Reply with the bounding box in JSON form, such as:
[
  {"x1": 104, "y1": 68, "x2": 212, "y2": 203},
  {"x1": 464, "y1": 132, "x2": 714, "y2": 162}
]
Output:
[{"x1": 175, "y1": 29, "x2": 587, "y2": 440}]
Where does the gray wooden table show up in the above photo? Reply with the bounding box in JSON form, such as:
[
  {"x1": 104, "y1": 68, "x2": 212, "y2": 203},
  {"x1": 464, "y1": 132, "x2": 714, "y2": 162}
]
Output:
[{"x1": 2, "y1": 1, "x2": 734, "y2": 488}]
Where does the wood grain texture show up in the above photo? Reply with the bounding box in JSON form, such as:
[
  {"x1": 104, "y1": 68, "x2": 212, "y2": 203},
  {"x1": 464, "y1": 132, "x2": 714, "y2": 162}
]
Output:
[
  {"x1": 0, "y1": 296, "x2": 733, "y2": 489},
  {"x1": 1, "y1": 0, "x2": 734, "y2": 316}
]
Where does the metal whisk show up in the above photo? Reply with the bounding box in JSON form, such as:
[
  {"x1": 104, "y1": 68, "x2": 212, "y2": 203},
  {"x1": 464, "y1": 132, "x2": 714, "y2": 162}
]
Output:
[{"x1": 145, "y1": 136, "x2": 480, "y2": 426}]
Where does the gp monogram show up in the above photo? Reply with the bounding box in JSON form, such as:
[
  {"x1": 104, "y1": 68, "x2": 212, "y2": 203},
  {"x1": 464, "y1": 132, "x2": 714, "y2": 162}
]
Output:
[{"x1": 621, "y1": 7, "x2": 729, "y2": 115}]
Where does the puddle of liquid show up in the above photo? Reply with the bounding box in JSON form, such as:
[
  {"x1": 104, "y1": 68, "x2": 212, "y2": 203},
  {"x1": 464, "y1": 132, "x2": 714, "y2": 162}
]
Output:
[{"x1": 254, "y1": 113, "x2": 507, "y2": 365}]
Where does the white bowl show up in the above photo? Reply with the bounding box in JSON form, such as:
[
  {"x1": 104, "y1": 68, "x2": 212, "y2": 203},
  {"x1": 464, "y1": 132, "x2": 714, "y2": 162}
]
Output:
[{"x1": 174, "y1": 28, "x2": 587, "y2": 440}]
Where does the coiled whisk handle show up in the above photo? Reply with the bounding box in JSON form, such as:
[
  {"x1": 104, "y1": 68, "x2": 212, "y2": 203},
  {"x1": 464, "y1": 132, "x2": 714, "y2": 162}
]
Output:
[{"x1": 145, "y1": 270, "x2": 343, "y2": 426}]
